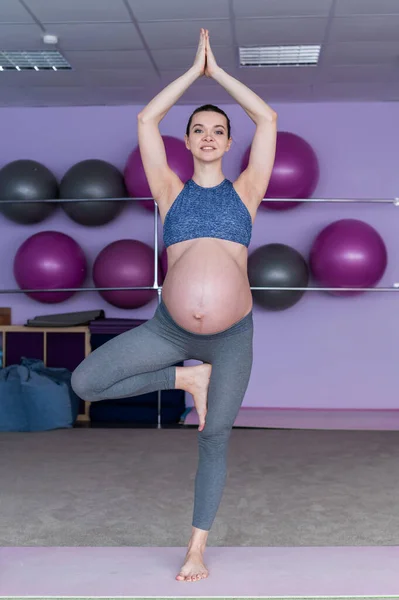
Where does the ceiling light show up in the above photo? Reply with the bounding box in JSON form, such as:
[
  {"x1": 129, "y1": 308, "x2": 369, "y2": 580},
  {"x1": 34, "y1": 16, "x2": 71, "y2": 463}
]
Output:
[{"x1": 0, "y1": 51, "x2": 71, "y2": 71}]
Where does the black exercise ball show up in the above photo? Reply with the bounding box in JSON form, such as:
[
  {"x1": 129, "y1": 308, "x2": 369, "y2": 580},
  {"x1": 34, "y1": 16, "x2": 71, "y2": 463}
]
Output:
[
  {"x1": 248, "y1": 243, "x2": 309, "y2": 311},
  {"x1": 60, "y1": 159, "x2": 127, "y2": 226},
  {"x1": 0, "y1": 159, "x2": 58, "y2": 224}
]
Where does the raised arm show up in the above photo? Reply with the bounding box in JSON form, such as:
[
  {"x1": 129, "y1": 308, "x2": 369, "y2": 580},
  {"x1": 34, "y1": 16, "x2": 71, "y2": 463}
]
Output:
[
  {"x1": 204, "y1": 30, "x2": 277, "y2": 206},
  {"x1": 137, "y1": 29, "x2": 206, "y2": 204}
]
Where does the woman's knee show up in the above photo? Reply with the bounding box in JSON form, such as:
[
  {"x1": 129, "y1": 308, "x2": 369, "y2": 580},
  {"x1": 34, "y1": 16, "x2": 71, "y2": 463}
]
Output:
[
  {"x1": 198, "y1": 423, "x2": 232, "y2": 444},
  {"x1": 71, "y1": 364, "x2": 97, "y2": 400}
]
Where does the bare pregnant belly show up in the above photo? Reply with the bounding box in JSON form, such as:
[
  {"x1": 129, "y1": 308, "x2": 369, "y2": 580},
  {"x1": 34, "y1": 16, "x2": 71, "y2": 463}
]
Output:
[{"x1": 161, "y1": 239, "x2": 253, "y2": 334}]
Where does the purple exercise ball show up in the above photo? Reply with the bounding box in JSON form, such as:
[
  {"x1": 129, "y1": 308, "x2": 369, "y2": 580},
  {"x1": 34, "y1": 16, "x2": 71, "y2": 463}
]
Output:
[
  {"x1": 309, "y1": 219, "x2": 388, "y2": 296},
  {"x1": 93, "y1": 239, "x2": 163, "y2": 309},
  {"x1": 124, "y1": 136, "x2": 194, "y2": 212},
  {"x1": 13, "y1": 231, "x2": 87, "y2": 303},
  {"x1": 241, "y1": 131, "x2": 319, "y2": 211}
]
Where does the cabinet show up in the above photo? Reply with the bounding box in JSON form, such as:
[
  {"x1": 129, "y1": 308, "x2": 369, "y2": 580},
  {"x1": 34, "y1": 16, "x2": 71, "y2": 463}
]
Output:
[{"x1": 0, "y1": 326, "x2": 91, "y2": 422}]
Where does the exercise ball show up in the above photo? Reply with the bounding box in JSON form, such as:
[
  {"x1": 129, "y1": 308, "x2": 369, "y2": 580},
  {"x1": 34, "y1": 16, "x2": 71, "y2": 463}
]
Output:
[
  {"x1": 13, "y1": 231, "x2": 87, "y2": 303},
  {"x1": 124, "y1": 136, "x2": 194, "y2": 212},
  {"x1": 60, "y1": 159, "x2": 127, "y2": 226},
  {"x1": 309, "y1": 219, "x2": 387, "y2": 296},
  {"x1": 0, "y1": 159, "x2": 58, "y2": 224},
  {"x1": 241, "y1": 132, "x2": 319, "y2": 211},
  {"x1": 93, "y1": 239, "x2": 163, "y2": 309},
  {"x1": 248, "y1": 243, "x2": 309, "y2": 310}
]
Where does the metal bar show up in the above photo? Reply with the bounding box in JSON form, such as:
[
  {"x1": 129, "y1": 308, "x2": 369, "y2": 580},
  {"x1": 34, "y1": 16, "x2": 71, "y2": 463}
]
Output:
[
  {"x1": 262, "y1": 197, "x2": 399, "y2": 205},
  {"x1": 0, "y1": 196, "x2": 398, "y2": 204},
  {"x1": 1, "y1": 286, "x2": 399, "y2": 293},
  {"x1": 0, "y1": 197, "x2": 135, "y2": 204},
  {"x1": 153, "y1": 201, "x2": 159, "y2": 289},
  {"x1": 152, "y1": 201, "x2": 162, "y2": 430}
]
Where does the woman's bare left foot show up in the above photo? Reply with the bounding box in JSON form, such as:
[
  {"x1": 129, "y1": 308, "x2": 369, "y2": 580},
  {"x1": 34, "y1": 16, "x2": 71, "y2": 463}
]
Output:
[{"x1": 176, "y1": 549, "x2": 209, "y2": 582}]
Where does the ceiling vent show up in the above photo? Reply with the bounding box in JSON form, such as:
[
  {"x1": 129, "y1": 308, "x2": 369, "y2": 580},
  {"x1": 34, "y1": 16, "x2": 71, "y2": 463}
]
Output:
[{"x1": 239, "y1": 45, "x2": 321, "y2": 67}]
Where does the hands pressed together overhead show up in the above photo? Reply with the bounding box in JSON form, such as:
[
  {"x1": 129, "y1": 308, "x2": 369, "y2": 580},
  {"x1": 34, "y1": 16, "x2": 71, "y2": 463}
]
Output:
[{"x1": 193, "y1": 28, "x2": 219, "y2": 78}]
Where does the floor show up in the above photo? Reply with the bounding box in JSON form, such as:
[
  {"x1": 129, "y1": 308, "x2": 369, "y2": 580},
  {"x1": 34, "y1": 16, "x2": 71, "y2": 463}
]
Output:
[{"x1": 1, "y1": 546, "x2": 399, "y2": 597}]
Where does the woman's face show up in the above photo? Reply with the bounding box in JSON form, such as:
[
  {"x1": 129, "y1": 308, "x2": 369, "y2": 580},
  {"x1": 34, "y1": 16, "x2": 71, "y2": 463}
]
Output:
[{"x1": 185, "y1": 111, "x2": 231, "y2": 161}]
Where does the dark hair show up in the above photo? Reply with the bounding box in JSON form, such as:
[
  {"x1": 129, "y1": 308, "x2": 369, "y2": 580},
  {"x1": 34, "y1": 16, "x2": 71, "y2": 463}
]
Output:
[{"x1": 186, "y1": 104, "x2": 231, "y2": 138}]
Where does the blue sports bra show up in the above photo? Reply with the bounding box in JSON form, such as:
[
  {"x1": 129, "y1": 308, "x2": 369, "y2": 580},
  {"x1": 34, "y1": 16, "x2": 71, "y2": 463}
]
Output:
[{"x1": 163, "y1": 178, "x2": 252, "y2": 249}]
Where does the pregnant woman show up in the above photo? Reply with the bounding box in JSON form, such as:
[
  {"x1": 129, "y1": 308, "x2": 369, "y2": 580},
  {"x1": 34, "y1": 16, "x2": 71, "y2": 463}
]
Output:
[{"x1": 72, "y1": 28, "x2": 277, "y2": 583}]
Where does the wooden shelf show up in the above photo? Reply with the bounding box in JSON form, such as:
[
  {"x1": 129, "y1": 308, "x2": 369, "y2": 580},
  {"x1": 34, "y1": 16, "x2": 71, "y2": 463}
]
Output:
[{"x1": 0, "y1": 325, "x2": 91, "y2": 423}]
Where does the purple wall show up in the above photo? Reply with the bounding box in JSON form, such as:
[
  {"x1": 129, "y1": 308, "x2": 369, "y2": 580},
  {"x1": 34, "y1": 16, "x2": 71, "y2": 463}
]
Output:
[{"x1": 1, "y1": 102, "x2": 398, "y2": 409}]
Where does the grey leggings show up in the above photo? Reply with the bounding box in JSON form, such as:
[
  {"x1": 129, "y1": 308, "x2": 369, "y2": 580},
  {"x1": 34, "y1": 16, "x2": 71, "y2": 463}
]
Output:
[{"x1": 71, "y1": 297, "x2": 253, "y2": 531}]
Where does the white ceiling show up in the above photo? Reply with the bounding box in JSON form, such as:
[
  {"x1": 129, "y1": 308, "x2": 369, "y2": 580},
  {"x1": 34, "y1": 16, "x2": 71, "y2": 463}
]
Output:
[{"x1": 1, "y1": 0, "x2": 399, "y2": 106}]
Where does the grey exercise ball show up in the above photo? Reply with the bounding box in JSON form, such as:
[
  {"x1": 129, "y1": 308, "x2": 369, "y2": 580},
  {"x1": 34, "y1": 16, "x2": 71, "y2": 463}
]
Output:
[
  {"x1": 60, "y1": 159, "x2": 127, "y2": 226},
  {"x1": 0, "y1": 159, "x2": 58, "y2": 224},
  {"x1": 248, "y1": 243, "x2": 309, "y2": 311}
]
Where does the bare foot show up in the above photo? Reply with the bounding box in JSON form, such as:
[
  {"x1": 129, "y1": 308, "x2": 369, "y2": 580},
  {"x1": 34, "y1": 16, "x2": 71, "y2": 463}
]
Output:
[
  {"x1": 189, "y1": 363, "x2": 212, "y2": 432},
  {"x1": 176, "y1": 550, "x2": 209, "y2": 582}
]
